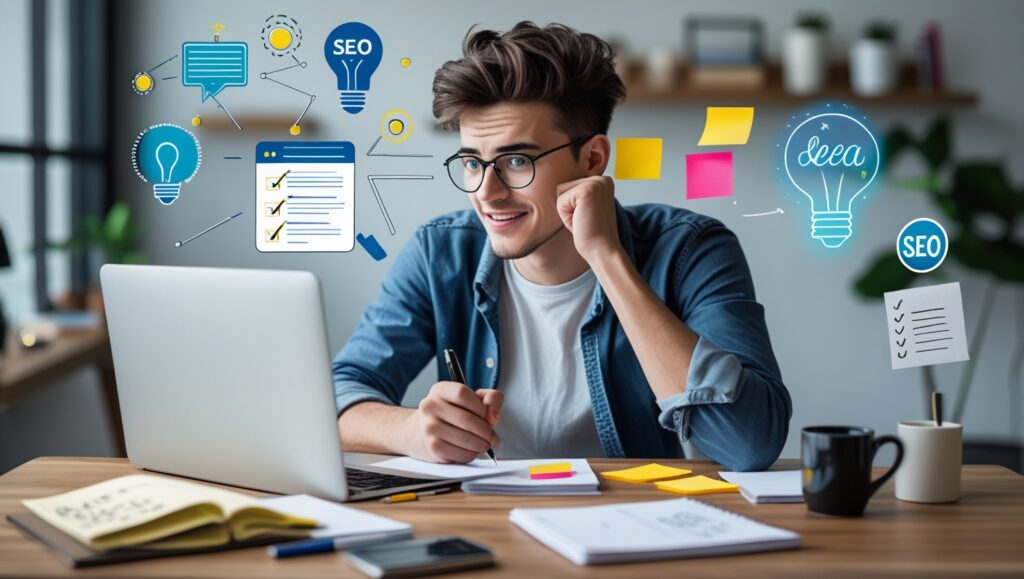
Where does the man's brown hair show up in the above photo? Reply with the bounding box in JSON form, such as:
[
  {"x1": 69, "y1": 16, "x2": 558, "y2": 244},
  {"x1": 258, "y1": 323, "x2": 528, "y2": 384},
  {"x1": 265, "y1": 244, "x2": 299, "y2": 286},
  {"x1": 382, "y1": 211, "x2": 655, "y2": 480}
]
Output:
[{"x1": 432, "y1": 21, "x2": 626, "y2": 152}]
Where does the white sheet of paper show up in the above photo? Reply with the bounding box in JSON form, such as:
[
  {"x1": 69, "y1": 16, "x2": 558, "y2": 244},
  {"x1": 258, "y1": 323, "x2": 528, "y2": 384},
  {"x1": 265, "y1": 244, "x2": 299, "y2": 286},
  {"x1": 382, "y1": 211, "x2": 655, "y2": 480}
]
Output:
[
  {"x1": 257, "y1": 494, "x2": 410, "y2": 539},
  {"x1": 718, "y1": 471, "x2": 803, "y2": 503},
  {"x1": 884, "y1": 282, "x2": 969, "y2": 370},
  {"x1": 364, "y1": 457, "x2": 534, "y2": 480}
]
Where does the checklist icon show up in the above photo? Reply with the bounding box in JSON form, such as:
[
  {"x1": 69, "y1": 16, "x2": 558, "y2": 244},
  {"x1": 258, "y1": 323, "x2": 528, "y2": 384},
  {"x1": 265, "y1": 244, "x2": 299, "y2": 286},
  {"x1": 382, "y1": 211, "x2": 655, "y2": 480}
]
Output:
[{"x1": 884, "y1": 282, "x2": 969, "y2": 370}]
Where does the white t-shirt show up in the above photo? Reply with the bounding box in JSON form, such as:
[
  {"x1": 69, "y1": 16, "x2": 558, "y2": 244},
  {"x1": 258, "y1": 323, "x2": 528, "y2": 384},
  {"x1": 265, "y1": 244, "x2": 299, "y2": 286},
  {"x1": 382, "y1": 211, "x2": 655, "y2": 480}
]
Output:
[{"x1": 493, "y1": 259, "x2": 606, "y2": 458}]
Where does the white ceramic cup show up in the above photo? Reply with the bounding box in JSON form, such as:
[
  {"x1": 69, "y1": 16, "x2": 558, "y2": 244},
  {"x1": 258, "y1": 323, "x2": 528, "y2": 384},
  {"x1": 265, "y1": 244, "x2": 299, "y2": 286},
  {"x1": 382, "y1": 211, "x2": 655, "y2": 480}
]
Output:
[{"x1": 894, "y1": 420, "x2": 962, "y2": 503}]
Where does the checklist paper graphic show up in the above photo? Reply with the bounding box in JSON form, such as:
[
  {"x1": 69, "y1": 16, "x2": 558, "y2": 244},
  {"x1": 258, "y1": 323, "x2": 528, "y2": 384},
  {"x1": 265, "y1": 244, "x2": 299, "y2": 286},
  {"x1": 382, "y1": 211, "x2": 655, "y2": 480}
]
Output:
[
  {"x1": 255, "y1": 141, "x2": 355, "y2": 252},
  {"x1": 884, "y1": 282, "x2": 969, "y2": 370}
]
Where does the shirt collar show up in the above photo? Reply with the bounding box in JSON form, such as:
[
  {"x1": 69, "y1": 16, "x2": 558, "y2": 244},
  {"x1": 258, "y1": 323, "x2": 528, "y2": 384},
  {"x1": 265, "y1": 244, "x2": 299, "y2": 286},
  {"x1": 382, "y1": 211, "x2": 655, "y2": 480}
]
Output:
[{"x1": 473, "y1": 200, "x2": 637, "y2": 312}]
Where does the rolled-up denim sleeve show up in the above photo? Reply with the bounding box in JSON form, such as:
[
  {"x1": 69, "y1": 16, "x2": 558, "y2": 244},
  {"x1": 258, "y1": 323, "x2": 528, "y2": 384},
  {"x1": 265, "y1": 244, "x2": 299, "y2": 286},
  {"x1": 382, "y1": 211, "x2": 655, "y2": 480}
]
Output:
[
  {"x1": 656, "y1": 221, "x2": 792, "y2": 472},
  {"x1": 332, "y1": 228, "x2": 436, "y2": 417}
]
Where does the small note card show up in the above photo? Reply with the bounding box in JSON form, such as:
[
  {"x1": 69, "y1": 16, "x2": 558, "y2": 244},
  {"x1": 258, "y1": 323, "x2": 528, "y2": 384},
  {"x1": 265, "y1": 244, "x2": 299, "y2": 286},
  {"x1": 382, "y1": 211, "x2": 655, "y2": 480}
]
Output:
[
  {"x1": 655, "y1": 475, "x2": 739, "y2": 496},
  {"x1": 884, "y1": 282, "x2": 969, "y2": 370}
]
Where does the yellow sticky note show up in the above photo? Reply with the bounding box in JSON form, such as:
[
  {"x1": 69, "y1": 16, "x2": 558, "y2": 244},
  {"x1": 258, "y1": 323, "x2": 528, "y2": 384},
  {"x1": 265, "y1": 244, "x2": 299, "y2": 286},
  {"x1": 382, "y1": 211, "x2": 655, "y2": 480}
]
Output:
[
  {"x1": 600, "y1": 463, "x2": 692, "y2": 483},
  {"x1": 655, "y1": 475, "x2": 739, "y2": 496},
  {"x1": 614, "y1": 138, "x2": 663, "y2": 180},
  {"x1": 529, "y1": 462, "x2": 573, "y2": 476},
  {"x1": 698, "y1": 107, "x2": 755, "y2": 146}
]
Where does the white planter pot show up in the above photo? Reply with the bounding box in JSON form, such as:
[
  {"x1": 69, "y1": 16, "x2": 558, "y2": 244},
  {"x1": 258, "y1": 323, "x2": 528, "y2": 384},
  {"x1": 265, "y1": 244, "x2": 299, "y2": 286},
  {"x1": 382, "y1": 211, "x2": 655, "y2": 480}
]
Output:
[
  {"x1": 644, "y1": 47, "x2": 678, "y2": 91},
  {"x1": 850, "y1": 39, "x2": 897, "y2": 96},
  {"x1": 782, "y1": 28, "x2": 828, "y2": 95}
]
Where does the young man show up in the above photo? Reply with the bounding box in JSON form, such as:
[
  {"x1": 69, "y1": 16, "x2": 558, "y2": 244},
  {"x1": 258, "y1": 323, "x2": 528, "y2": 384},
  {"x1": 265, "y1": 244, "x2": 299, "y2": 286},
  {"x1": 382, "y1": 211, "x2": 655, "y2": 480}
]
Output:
[{"x1": 333, "y1": 22, "x2": 791, "y2": 471}]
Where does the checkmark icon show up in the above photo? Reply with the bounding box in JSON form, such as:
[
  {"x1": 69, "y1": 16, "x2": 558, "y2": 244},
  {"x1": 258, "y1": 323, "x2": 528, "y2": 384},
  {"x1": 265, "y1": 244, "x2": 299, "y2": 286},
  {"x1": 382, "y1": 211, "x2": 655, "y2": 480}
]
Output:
[
  {"x1": 894, "y1": 313, "x2": 905, "y2": 323},
  {"x1": 265, "y1": 221, "x2": 286, "y2": 243},
  {"x1": 897, "y1": 338, "x2": 906, "y2": 347},
  {"x1": 898, "y1": 351, "x2": 907, "y2": 359},
  {"x1": 272, "y1": 170, "x2": 290, "y2": 189},
  {"x1": 895, "y1": 327, "x2": 905, "y2": 335},
  {"x1": 893, "y1": 299, "x2": 903, "y2": 310}
]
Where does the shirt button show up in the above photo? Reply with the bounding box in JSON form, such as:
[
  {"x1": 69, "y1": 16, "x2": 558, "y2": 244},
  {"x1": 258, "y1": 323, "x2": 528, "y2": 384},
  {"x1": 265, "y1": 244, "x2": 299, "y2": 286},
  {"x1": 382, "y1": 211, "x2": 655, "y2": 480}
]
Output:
[{"x1": 485, "y1": 357, "x2": 495, "y2": 368}]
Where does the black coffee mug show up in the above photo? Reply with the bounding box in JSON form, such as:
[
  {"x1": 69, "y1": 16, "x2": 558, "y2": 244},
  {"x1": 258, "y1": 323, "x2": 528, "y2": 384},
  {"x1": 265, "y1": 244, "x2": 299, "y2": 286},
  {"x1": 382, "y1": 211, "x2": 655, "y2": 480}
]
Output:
[{"x1": 801, "y1": 426, "x2": 904, "y2": 517}]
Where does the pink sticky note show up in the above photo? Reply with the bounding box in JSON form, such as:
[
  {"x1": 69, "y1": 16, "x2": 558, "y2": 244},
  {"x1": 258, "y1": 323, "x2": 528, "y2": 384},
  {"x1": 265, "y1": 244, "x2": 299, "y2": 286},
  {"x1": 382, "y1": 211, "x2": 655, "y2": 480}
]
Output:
[
  {"x1": 686, "y1": 151, "x2": 733, "y2": 199},
  {"x1": 530, "y1": 471, "x2": 577, "y2": 480}
]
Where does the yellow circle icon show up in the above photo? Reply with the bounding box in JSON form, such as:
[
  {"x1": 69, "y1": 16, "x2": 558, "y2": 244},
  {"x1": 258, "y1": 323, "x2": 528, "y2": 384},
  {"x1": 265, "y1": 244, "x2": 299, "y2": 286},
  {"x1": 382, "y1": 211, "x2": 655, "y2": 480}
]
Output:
[
  {"x1": 400, "y1": 57, "x2": 411, "y2": 68},
  {"x1": 264, "y1": 151, "x2": 270, "y2": 157},
  {"x1": 268, "y1": 27, "x2": 293, "y2": 51},
  {"x1": 191, "y1": 115, "x2": 202, "y2": 127},
  {"x1": 132, "y1": 72, "x2": 154, "y2": 95},
  {"x1": 289, "y1": 124, "x2": 301, "y2": 136},
  {"x1": 380, "y1": 109, "x2": 413, "y2": 144}
]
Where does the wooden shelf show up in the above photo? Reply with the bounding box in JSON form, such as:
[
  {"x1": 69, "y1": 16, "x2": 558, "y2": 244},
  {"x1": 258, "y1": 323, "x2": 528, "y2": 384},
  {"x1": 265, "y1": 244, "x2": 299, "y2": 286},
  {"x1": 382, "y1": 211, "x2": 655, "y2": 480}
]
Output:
[{"x1": 623, "y1": 61, "x2": 978, "y2": 107}]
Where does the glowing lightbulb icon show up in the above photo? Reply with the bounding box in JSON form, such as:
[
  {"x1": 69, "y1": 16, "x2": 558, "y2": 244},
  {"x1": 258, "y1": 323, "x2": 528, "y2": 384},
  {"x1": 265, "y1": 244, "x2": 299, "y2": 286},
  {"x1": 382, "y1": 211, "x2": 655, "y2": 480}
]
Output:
[
  {"x1": 779, "y1": 104, "x2": 880, "y2": 248},
  {"x1": 323, "y1": 22, "x2": 382, "y2": 114},
  {"x1": 131, "y1": 124, "x2": 202, "y2": 205}
]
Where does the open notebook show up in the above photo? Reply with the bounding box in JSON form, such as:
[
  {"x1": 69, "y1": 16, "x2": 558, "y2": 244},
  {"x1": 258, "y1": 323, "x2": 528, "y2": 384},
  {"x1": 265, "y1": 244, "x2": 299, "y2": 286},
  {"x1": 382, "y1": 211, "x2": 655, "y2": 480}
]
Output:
[
  {"x1": 510, "y1": 497, "x2": 799, "y2": 565},
  {"x1": 20, "y1": 474, "x2": 316, "y2": 552}
]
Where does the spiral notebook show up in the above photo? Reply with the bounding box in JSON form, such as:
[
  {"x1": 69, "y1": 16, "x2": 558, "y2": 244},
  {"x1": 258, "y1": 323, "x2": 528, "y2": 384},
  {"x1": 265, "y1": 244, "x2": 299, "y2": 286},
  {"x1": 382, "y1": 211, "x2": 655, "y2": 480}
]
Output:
[{"x1": 510, "y1": 498, "x2": 799, "y2": 565}]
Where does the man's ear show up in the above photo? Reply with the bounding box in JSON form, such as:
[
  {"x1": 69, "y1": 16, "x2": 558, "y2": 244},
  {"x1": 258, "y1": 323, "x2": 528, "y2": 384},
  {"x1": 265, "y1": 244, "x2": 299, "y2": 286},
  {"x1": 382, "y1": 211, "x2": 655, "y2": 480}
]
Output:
[{"x1": 582, "y1": 135, "x2": 611, "y2": 177}]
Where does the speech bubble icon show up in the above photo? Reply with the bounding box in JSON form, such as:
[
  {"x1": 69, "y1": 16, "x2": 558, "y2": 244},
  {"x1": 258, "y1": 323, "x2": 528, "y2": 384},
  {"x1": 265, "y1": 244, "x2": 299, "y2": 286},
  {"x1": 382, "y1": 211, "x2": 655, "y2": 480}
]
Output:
[{"x1": 182, "y1": 41, "x2": 248, "y2": 102}]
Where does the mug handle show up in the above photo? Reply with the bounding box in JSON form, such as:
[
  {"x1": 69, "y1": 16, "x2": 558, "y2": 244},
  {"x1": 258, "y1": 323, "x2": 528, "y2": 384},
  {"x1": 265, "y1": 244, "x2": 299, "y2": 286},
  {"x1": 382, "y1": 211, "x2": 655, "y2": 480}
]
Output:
[{"x1": 868, "y1": 435, "x2": 904, "y2": 498}]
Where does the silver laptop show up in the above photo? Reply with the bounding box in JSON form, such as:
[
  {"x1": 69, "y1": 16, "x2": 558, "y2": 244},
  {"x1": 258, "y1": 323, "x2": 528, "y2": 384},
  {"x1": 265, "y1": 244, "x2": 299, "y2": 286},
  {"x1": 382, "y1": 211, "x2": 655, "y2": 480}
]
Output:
[{"x1": 100, "y1": 264, "x2": 456, "y2": 501}]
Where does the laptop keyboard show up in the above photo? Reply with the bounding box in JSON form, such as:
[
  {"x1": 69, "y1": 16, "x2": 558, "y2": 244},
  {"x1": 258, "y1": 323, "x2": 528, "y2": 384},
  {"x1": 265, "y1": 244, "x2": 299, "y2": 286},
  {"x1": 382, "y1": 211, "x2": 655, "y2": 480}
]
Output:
[{"x1": 345, "y1": 467, "x2": 439, "y2": 491}]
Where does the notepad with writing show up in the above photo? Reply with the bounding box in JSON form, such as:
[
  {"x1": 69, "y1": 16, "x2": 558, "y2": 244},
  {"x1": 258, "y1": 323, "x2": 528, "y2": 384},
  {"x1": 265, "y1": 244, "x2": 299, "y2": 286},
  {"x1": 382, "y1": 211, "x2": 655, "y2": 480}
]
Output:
[
  {"x1": 19, "y1": 475, "x2": 316, "y2": 552},
  {"x1": 510, "y1": 498, "x2": 800, "y2": 565}
]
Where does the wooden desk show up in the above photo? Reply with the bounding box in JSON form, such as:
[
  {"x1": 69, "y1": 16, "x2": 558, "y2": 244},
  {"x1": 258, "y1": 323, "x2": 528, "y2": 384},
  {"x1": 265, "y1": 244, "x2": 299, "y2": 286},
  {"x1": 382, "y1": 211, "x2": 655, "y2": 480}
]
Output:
[
  {"x1": 1, "y1": 457, "x2": 1022, "y2": 577},
  {"x1": 0, "y1": 329, "x2": 125, "y2": 456}
]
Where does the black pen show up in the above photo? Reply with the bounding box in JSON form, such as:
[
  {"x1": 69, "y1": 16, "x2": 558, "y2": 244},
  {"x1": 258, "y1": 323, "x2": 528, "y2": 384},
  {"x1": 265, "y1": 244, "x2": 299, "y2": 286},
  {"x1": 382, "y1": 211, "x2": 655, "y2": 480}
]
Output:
[{"x1": 443, "y1": 348, "x2": 498, "y2": 465}]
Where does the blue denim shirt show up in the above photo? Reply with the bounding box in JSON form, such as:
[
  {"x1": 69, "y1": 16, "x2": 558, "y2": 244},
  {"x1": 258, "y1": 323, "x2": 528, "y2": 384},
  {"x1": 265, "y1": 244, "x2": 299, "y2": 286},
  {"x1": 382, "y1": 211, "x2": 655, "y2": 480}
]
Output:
[{"x1": 333, "y1": 202, "x2": 792, "y2": 471}]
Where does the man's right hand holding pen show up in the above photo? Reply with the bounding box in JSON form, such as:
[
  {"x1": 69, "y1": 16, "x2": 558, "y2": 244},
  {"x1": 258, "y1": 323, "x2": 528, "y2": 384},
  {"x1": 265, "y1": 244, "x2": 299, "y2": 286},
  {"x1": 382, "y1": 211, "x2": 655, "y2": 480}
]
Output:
[{"x1": 399, "y1": 381, "x2": 503, "y2": 464}]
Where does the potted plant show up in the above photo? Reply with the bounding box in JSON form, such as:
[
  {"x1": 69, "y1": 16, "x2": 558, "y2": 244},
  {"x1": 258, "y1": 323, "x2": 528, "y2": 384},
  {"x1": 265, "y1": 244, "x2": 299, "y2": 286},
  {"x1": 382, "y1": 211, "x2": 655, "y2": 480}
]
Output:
[
  {"x1": 49, "y1": 202, "x2": 145, "y2": 316},
  {"x1": 852, "y1": 118, "x2": 1024, "y2": 472},
  {"x1": 782, "y1": 13, "x2": 830, "y2": 95},
  {"x1": 850, "y1": 21, "x2": 899, "y2": 96}
]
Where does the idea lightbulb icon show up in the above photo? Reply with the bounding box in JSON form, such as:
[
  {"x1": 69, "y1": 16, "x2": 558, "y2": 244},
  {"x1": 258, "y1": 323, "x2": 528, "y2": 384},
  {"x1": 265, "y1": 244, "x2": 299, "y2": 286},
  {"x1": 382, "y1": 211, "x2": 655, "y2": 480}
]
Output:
[
  {"x1": 131, "y1": 124, "x2": 201, "y2": 205},
  {"x1": 323, "y1": 22, "x2": 381, "y2": 114},
  {"x1": 779, "y1": 104, "x2": 880, "y2": 248}
]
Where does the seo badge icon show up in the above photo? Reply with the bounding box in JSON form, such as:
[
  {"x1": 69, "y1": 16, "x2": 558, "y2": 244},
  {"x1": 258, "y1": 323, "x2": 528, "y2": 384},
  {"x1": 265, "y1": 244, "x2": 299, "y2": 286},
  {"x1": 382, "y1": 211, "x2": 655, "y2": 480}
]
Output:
[{"x1": 897, "y1": 218, "x2": 948, "y2": 273}]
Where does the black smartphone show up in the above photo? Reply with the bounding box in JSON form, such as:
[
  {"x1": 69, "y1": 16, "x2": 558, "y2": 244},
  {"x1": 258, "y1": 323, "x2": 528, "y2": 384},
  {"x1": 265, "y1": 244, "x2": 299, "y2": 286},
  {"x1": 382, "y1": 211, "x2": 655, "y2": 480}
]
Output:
[{"x1": 345, "y1": 536, "x2": 495, "y2": 578}]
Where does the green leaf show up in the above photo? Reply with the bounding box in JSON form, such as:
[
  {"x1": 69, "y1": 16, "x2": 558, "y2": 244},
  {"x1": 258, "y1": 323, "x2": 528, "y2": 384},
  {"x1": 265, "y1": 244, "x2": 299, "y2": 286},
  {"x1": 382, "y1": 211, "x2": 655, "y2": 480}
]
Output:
[
  {"x1": 104, "y1": 203, "x2": 131, "y2": 243},
  {"x1": 950, "y1": 231, "x2": 1024, "y2": 284},
  {"x1": 853, "y1": 252, "x2": 920, "y2": 299},
  {"x1": 950, "y1": 162, "x2": 1021, "y2": 220},
  {"x1": 883, "y1": 126, "x2": 916, "y2": 169},
  {"x1": 920, "y1": 117, "x2": 951, "y2": 171}
]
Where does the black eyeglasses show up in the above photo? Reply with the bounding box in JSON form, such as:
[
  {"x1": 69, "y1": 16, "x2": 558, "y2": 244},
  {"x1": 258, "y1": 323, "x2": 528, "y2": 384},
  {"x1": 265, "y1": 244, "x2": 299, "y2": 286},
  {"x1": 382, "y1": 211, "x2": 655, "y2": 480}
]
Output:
[{"x1": 443, "y1": 136, "x2": 593, "y2": 193}]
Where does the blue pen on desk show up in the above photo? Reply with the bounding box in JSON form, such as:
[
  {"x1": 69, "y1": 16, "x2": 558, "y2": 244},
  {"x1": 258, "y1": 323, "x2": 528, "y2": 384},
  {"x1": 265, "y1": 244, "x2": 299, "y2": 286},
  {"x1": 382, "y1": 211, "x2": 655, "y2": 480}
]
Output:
[
  {"x1": 267, "y1": 533, "x2": 407, "y2": 559},
  {"x1": 268, "y1": 537, "x2": 340, "y2": 558}
]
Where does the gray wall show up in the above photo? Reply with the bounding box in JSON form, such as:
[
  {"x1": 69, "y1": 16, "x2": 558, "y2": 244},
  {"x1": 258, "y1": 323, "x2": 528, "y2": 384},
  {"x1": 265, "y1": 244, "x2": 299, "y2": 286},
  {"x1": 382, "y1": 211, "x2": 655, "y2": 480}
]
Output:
[{"x1": 8, "y1": 0, "x2": 1024, "y2": 469}]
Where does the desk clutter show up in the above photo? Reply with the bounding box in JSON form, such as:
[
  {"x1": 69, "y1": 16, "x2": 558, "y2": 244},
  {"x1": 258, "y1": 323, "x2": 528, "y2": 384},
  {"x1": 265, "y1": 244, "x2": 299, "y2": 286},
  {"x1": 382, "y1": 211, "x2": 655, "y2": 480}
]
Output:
[{"x1": 8, "y1": 475, "x2": 411, "y2": 568}]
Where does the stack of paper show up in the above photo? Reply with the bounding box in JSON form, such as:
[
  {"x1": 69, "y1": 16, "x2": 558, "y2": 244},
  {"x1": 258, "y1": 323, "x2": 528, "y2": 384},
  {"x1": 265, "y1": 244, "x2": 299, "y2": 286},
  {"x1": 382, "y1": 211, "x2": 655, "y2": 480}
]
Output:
[
  {"x1": 258, "y1": 495, "x2": 412, "y2": 548},
  {"x1": 463, "y1": 459, "x2": 600, "y2": 496},
  {"x1": 510, "y1": 498, "x2": 800, "y2": 565},
  {"x1": 718, "y1": 471, "x2": 804, "y2": 504}
]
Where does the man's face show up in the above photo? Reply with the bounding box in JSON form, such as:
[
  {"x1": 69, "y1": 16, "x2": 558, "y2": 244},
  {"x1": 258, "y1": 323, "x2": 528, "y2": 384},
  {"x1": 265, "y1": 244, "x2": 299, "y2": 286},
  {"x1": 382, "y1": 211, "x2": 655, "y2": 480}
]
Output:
[{"x1": 456, "y1": 102, "x2": 585, "y2": 260}]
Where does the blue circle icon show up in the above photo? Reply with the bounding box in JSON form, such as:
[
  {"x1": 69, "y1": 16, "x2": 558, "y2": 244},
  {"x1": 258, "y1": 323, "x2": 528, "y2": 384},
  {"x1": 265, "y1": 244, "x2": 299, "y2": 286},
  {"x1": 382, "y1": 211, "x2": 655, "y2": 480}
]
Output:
[
  {"x1": 897, "y1": 218, "x2": 948, "y2": 273},
  {"x1": 131, "y1": 124, "x2": 202, "y2": 205}
]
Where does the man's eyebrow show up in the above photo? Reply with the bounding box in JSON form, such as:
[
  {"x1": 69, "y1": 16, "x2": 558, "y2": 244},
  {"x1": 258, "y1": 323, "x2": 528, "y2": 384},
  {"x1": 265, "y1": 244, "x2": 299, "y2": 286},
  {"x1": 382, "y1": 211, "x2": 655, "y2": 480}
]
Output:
[{"x1": 456, "y1": 142, "x2": 542, "y2": 155}]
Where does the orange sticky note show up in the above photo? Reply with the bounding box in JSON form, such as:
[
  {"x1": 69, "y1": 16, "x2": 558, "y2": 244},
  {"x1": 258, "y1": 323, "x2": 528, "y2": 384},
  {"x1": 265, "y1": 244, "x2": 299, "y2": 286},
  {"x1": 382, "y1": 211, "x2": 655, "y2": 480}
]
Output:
[
  {"x1": 601, "y1": 463, "x2": 692, "y2": 483},
  {"x1": 528, "y1": 462, "x2": 572, "y2": 476},
  {"x1": 655, "y1": 475, "x2": 739, "y2": 496}
]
